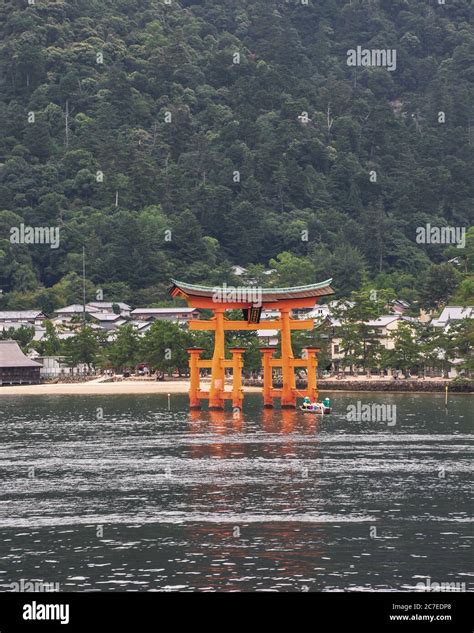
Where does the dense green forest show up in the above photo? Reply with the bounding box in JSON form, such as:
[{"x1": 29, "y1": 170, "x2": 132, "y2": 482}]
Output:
[{"x1": 0, "y1": 0, "x2": 473, "y2": 312}]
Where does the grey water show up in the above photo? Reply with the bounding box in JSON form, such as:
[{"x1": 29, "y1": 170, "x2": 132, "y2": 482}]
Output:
[{"x1": 0, "y1": 392, "x2": 472, "y2": 592}]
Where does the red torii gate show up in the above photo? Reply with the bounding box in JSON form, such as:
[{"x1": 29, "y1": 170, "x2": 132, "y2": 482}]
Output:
[{"x1": 169, "y1": 279, "x2": 334, "y2": 410}]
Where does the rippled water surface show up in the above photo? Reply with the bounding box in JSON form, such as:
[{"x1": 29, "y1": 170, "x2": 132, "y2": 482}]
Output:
[{"x1": 0, "y1": 392, "x2": 472, "y2": 591}]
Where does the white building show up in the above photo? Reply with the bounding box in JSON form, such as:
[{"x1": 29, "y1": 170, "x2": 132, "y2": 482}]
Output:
[
  {"x1": 256, "y1": 328, "x2": 279, "y2": 347},
  {"x1": 54, "y1": 304, "x2": 100, "y2": 324},
  {"x1": 231, "y1": 265, "x2": 247, "y2": 277},
  {"x1": 90, "y1": 312, "x2": 127, "y2": 330},
  {"x1": 331, "y1": 315, "x2": 417, "y2": 364},
  {"x1": 87, "y1": 302, "x2": 132, "y2": 317},
  {"x1": 130, "y1": 307, "x2": 200, "y2": 323},
  {"x1": 261, "y1": 308, "x2": 280, "y2": 320},
  {"x1": 431, "y1": 306, "x2": 473, "y2": 329},
  {"x1": 0, "y1": 311, "x2": 46, "y2": 326},
  {"x1": 35, "y1": 355, "x2": 88, "y2": 378},
  {"x1": 304, "y1": 304, "x2": 332, "y2": 320},
  {"x1": 128, "y1": 320, "x2": 153, "y2": 334}
]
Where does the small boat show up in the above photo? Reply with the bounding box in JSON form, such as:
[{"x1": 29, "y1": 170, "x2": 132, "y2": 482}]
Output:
[{"x1": 300, "y1": 403, "x2": 332, "y2": 415}]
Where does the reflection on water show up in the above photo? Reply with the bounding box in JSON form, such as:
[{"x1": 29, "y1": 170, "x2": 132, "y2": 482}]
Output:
[{"x1": 0, "y1": 393, "x2": 472, "y2": 592}]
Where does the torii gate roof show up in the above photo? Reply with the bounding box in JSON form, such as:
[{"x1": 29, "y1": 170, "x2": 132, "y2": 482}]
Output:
[{"x1": 169, "y1": 278, "x2": 335, "y2": 309}]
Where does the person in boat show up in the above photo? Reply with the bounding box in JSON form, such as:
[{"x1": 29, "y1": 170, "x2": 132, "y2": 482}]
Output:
[
  {"x1": 303, "y1": 396, "x2": 320, "y2": 412},
  {"x1": 322, "y1": 397, "x2": 331, "y2": 410}
]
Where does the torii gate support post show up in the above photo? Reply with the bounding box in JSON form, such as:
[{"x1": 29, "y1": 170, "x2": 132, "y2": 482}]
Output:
[
  {"x1": 304, "y1": 346, "x2": 320, "y2": 402},
  {"x1": 229, "y1": 347, "x2": 245, "y2": 409},
  {"x1": 188, "y1": 348, "x2": 205, "y2": 409},
  {"x1": 209, "y1": 308, "x2": 225, "y2": 410},
  {"x1": 260, "y1": 347, "x2": 275, "y2": 408},
  {"x1": 280, "y1": 309, "x2": 297, "y2": 408}
]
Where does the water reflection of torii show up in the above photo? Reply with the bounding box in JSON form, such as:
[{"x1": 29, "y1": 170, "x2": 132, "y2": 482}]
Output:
[
  {"x1": 188, "y1": 408, "x2": 320, "y2": 459},
  {"x1": 184, "y1": 408, "x2": 325, "y2": 591},
  {"x1": 169, "y1": 279, "x2": 334, "y2": 410}
]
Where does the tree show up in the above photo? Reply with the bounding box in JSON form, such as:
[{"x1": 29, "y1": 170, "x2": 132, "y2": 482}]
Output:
[
  {"x1": 140, "y1": 321, "x2": 191, "y2": 376},
  {"x1": 450, "y1": 276, "x2": 474, "y2": 305},
  {"x1": 23, "y1": 114, "x2": 53, "y2": 161},
  {"x1": 443, "y1": 320, "x2": 473, "y2": 377},
  {"x1": 106, "y1": 325, "x2": 140, "y2": 371},
  {"x1": 63, "y1": 328, "x2": 101, "y2": 371},
  {"x1": 420, "y1": 264, "x2": 460, "y2": 309},
  {"x1": 51, "y1": 273, "x2": 95, "y2": 307},
  {"x1": 0, "y1": 0, "x2": 472, "y2": 312},
  {"x1": 333, "y1": 288, "x2": 395, "y2": 373},
  {"x1": 0, "y1": 325, "x2": 34, "y2": 351},
  {"x1": 11, "y1": 264, "x2": 38, "y2": 293},
  {"x1": 269, "y1": 252, "x2": 316, "y2": 286},
  {"x1": 465, "y1": 227, "x2": 474, "y2": 273},
  {"x1": 327, "y1": 245, "x2": 367, "y2": 297},
  {"x1": 38, "y1": 320, "x2": 61, "y2": 356},
  {"x1": 384, "y1": 322, "x2": 421, "y2": 377}
]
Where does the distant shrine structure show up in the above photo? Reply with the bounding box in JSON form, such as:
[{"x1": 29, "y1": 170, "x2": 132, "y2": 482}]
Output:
[{"x1": 169, "y1": 279, "x2": 335, "y2": 410}]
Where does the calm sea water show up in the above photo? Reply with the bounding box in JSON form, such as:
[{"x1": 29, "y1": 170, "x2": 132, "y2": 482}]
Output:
[{"x1": 0, "y1": 392, "x2": 472, "y2": 592}]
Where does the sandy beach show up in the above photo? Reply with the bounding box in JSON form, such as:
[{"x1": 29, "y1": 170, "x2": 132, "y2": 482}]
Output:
[
  {"x1": 0, "y1": 376, "x2": 470, "y2": 397},
  {"x1": 0, "y1": 380, "x2": 262, "y2": 396}
]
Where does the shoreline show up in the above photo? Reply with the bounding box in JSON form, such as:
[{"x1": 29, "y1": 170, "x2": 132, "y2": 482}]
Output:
[
  {"x1": 0, "y1": 380, "x2": 258, "y2": 396},
  {"x1": 0, "y1": 379, "x2": 471, "y2": 396},
  {"x1": 0, "y1": 380, "x2": 189, "y2": 396}
]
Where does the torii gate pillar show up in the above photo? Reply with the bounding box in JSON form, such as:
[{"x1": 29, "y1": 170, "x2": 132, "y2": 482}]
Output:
[
  {"x1": 280, "y1": 309, "x2": 297, "y2": 408},
  {"x1": 209, "y1": 308, "x2": 225, "y2": 410}
]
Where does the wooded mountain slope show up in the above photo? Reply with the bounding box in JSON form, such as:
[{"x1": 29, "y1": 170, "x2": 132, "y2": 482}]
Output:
[{"x1": 0, "y1": 0, "x2": 473, "y2": 310}]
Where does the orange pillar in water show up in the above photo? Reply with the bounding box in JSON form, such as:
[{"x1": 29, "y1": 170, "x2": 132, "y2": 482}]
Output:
[
  {"x1": 304, "y1": 346, "x2": 320, "y2": 402},
  {"x1": 229, "y1": 347, "x2": 245, "y2": 409},
  {"x1": 260, "y1": 347, "x2": 275, "y2": 408},
  {"x1": 187, "y1": 348, "x2": 204, "y2": 409},
  {"x1": 280, "y1": 309, "x2": 296, "y2": 408},
  {"x1": 209, "y1": 308, "x2": 225, "y2": 410}
]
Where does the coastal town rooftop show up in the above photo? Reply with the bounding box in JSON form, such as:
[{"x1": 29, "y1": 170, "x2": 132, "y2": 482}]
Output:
[
  {"x1": 0, "y1": 340, "x2": 43, "y2": 368},
  {"x1": 0, "y1": 311, "x2": 46, "y2": 323}
]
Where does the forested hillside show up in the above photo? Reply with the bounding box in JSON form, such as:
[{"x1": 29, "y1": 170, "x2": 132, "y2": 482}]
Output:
[{"x1": 0, "y1": 0, "x2": 473, "y2": 312}]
